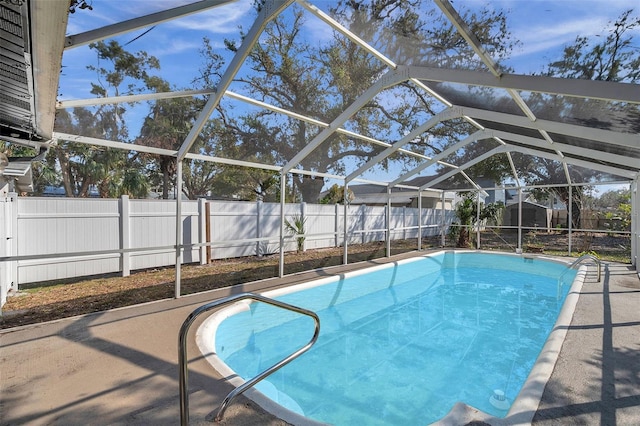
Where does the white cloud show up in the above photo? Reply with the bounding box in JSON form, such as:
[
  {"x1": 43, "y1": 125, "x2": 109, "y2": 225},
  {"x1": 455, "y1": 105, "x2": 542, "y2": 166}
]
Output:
[
  {"x1": 147, "y1": 38, "x2": 203, "y2": 57},
  {"x1": 511, "y1": 16, "x2": 608, "y2": 58},
  {"x1": 301, "y1": 13, "x2": 336, "y2": 45},
  {"x1": 167, "y1": 0, "x2": 254, "y2": 34},
  {"x1": 68, "y1": 0, "x2": 253, "y2": 36}
]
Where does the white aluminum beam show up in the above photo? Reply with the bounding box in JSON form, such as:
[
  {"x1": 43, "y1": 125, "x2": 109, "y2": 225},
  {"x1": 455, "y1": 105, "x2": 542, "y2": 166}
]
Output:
[
  {"x1": 57, "y1": 89, "x2": 215, "y2": 108},
  {"x1": 53, "y1": 131, "x2": 283, "y2": 172},
  {"x1": 422, "y1": 143, "x2": 635, "y2": 191},
  {"x1": 424, "y1": 146, "x2": 506, "y2": 189},
  {"x1": 65, "y1": 0, "x2": 236, "y2": 49},
  {"x1": 435, "y1": 0, "x2": 502, "y2": 77},
  {"x1": 177, "y1": 0, "x2": 294, "y2": 161},
  {"x1": 185, "y1": 153, "x2": 282, "y2": 171},
  {"x1": 59, "y1": 89, "x2": 435, "y2": 164},
  {"x1": 490, "y1": 130, "x2": 639, "y2": 170},
  {"x1": 458, "y1": 106, "x2": 639, "y2": 149},
  {"x1": 282, "y1": 66, "x2": 410, "y2": 174},
  {"x1": 53, "y1": 132, "x2": 178, "y2": 156},
  {"x1": 508, "y1": 145, "x2": 637, "y2": 180},
  {"x1": 296, "y1": 0, "x2": 396, "y2": 68},
  {"x1": 391, "y1": 129, "x2": 489, "y2": 186},
  {"x1": 460, "y1": 171, "x2": 489, "y2": 196},
  {"x1": 410, "y1": 78, "x2": 453, "y2": 107},
  {"x1": 345, "y1": 107, "x2": 462, "y2": 183},
  {"x1": 55, "y1": 132, "x2": 397, "y2": 184},
  {"x1": 409, "y1": 66, "x2": 640, "y2": 104}
]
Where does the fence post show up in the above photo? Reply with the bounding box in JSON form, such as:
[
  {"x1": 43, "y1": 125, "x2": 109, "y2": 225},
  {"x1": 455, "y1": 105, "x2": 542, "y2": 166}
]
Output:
[
  {"x1": 301, "y1": 201, "x2": 307, "y2": 252},
  {"x1": 476, "y1": 192, "x2": 481, "y2": 249},
  {"x1": 1, "y1": 193, "x2": 18, "y2": 304},
  {"x1": 9, "y1": 193, "x2": 17, "y2": 292},
  {"x1": 440, "y1": 191, "x2": 446, "y2": 246},
  {"x1": 402, "y1": 206, "x2": 407, "y2": 240},
  {"x1": 257, "y1": 200, "x2": 262, "y2": 257},
  {"x1": 361, "y1": 204, "x2": 366, "y2": 244},
  {"x1": 334, "y1": 203, "x2": 339, "y2": 248},
  {"x1": 568, "y1": 185, "x2": 573, "y2": 255},
  {"x1": 386, "y1": 189, "x2": 391, "y2": 257},
  {"x1": 343, "y1": 191, "x2": 349, "y2": 265},
  {"x1": 518, "y1": 188, "x2": 523, "y2": 251},
  {"x1": 120, "y1": 195, "x2": 130, "y2": 277},
  {"x1": 418, "y1": 192, "x2": 422, "y2": 250},
  {"x1": 199, "y1": 199, "x2": 208, "y2": 265}
]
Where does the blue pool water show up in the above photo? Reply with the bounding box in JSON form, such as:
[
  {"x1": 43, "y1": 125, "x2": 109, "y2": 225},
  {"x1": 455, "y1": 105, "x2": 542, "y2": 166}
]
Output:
[{"x1": 213, "y1": 252, "x2": 577, "y2": 425}]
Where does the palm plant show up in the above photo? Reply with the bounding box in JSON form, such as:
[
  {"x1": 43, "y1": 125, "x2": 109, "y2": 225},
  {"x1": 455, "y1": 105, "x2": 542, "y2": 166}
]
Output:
[
  {"x1": 453, "y1": 193, "x2": 504, "y2": 248},
  {"x1": 285, "y1": 214, "x2": 307, "y2": 253}
]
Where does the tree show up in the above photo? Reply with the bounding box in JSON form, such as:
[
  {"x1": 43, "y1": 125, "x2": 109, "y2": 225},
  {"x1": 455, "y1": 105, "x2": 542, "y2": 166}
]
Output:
[
  {"x1": 596, "y1": 188, "x2": 631, "y2": 232},
  {"x1": 137, "y1": 77, "x2": 203, "y2": 199},
  {"x1": 53, "y1": 108, "x2": 151, "y2": 198},
  {"x1": 443, "y1": 10, "x2": 639, "y2": 227},
  {"x1": 545, "y1": 10, "x2": 640, "y2": 82},
  {"x1": 594, "y1": 188, "x2": 631, "y2": 210},
  {"x1": 318, "y1": 184, "x2": 354, "y2": 204},
  {"x1": 198, "y1": 1, "x2": 515, "y2": 202},
  {"x1": 450, "y1": 193, "x2": 504, "y2": 248},
  {"x1": 47, "y1": 41, "x2": 159, "y2": 198},
  {"x1": 517, "y1": 10, "x2": 640, "y2": 227}
]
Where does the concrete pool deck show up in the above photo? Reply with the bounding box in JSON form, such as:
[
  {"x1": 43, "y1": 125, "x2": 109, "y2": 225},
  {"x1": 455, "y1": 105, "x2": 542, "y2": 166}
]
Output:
[{"x1": 1, "y1": 251, "x2": 639, "y2": 425}]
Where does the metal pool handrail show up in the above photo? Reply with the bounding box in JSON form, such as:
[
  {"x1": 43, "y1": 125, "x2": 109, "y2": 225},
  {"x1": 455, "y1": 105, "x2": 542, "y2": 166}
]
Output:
[
  {"x1": 559, "y1": 253, "x2": 601, "y2": 283},
  {"x1": 178, "y1": 292, "x2": 320, "y2": 425}
]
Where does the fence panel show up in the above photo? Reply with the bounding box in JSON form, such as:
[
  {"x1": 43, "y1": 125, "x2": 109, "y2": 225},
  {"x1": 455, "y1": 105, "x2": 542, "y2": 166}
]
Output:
[
  {"x1": 7, "y1": 197, "x2": 454, "y2": 286},
  {"x1": 16, "y1": 197, "x2": 121, "y2": 283},
  {"x1": 389, "y1": 206, "x2": 406, "y2": 240},
  {"x1": 304, "y1": 203, "x2": 338, "y2": 250},
  {"x1": 362, "y1": 205, "x2": 387, "y2": 243},
  {"x1": 209, "y1": 201, "x2": 259, "y2": 259},
  {"x1": 128, "y1": 199, "x2": 201, "y2": 270}
]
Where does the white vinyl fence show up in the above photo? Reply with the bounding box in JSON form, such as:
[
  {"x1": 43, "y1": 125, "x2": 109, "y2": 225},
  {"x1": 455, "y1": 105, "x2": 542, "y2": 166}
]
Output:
[{"x1": 0, "y1": 194, "x2": 454, "y2": 304}]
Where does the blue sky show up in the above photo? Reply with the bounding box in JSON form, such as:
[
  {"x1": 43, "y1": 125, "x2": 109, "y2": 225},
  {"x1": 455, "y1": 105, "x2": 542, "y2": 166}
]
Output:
[
  {"x1": 62, "y1": 0, "x2": 640, "y2": 97},
  {"x1": 59, "y1": 0, "x2": 638, "y2": 193}
]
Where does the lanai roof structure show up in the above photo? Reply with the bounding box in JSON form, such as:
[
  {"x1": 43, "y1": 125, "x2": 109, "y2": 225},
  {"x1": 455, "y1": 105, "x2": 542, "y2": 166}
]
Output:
[{"x1": 0, "y1": 0, "x2": 638, "y2": 279}]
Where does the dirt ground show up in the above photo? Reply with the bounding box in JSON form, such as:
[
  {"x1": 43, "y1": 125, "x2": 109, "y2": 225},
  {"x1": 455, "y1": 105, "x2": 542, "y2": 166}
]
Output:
[{"x1": 0, "y1": 232, "x2": 630, "y2": 329}]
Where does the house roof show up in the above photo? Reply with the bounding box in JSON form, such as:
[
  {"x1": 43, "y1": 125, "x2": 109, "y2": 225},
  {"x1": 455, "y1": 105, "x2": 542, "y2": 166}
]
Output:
[{"x1": 0, "y1": 0, "x2": 68, "y2": 190}]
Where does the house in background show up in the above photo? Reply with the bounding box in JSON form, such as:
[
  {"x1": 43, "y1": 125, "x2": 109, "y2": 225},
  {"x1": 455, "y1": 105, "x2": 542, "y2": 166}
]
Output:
[{"x1": 345, "y1": 176, "x2": 455, "y2": 210}]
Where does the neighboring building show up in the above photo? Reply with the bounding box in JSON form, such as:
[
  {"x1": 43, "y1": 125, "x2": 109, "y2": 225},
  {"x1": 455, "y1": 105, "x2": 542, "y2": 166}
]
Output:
[
  {"x1": 344, "y1": 176, "x2": 455, "y2": 210},
  {"x1": 503, "y1": 200, "x2": 552, "y2": 230}
]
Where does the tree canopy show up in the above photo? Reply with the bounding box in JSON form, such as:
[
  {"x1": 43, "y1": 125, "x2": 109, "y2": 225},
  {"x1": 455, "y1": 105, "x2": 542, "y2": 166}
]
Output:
[{"x1": 35, "y1": 3, "x2": 638, "y2": 204}]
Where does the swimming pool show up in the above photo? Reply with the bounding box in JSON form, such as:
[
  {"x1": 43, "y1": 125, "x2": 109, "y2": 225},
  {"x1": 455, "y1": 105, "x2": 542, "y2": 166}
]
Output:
[{"x1": 198, "y1": 251, "x2": 585, "y2": 425}]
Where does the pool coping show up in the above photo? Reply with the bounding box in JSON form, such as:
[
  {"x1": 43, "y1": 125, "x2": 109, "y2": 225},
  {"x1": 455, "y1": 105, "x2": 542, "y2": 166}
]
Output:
[{"x1": 196, "y1": 250, "x2": 587, "y2": 426}]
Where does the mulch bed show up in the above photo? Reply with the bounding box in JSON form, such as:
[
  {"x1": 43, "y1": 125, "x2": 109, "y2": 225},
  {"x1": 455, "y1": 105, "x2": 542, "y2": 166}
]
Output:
[{"x1": 0, "y1": 232, "x2": 629, "y2": 329}]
